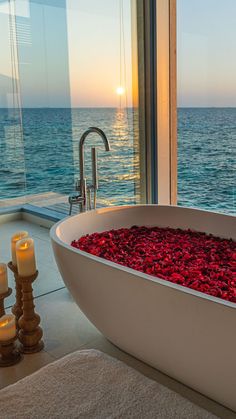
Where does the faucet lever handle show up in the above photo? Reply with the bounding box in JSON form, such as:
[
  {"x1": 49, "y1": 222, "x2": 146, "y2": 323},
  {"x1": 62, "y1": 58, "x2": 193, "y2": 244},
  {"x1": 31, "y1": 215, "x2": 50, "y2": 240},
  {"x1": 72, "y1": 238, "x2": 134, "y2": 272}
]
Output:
[
  {"x1": 91, "y1": 147, "x2": 98, "y2": 191},
  {"x1": 75, "y1": 179, "x2": 81, "y2": 191},
  {"x1": 87, "y1": 187, "x2": 92, "y2": 211}
]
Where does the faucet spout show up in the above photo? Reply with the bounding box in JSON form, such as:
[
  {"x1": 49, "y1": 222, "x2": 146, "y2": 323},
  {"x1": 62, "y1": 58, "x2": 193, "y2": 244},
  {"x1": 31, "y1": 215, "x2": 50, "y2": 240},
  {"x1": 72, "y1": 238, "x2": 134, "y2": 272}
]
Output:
[
  {"x1": 76, "y1": 127, "x2": 110, "y2": 213},
  {"x1": 79, "y1": 127, "x2": 110, "y2": 183}
]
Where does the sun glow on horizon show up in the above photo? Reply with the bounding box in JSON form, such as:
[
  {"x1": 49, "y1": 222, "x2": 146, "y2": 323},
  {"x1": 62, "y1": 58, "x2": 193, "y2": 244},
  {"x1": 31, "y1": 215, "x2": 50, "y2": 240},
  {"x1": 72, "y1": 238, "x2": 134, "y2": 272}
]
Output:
[{"x1": 116, "y1": 86, "x2": 125, "y2": 96}]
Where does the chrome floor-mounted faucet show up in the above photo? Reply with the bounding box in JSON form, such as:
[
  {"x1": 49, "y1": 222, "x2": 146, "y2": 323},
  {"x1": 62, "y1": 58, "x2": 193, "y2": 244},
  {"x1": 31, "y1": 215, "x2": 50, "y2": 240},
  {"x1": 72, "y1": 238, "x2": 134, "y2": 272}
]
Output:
[{"x1": 68, "y1": 127, "x2": 110, "y2": 215}]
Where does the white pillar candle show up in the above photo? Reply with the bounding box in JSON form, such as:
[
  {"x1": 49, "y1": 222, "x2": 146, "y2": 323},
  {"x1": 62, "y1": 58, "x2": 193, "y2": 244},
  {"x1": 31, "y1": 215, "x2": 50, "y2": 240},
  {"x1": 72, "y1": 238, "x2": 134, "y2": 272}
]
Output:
[
  {"x1": 16, "y1": 238, "x2": 36, "y2": 277},
  {"x1": 0, "y1": 314, "x2": 16, "y2": 341},
  {"x1": 11, "y1": 231, "x2": 29, "y2": 266},
  {"x1": 0, "y1": 263, "x2": 8, "y2": 294}
]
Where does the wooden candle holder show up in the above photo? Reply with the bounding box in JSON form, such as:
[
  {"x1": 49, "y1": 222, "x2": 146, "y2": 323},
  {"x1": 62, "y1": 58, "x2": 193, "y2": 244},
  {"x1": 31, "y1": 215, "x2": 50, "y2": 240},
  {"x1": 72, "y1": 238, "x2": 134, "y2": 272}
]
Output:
[
  {"x1": 18, "y1": 271, "x2": 44, "y2": 354},
  {"x1": 8, "y1": 262, "x2": 23, "y2": 328},
  {"x1": 0, "y1": 288, "x2": 12, "y2": 318},
  {"x1": 0, "y1": 336, "x2": 22, "y2": 367}
]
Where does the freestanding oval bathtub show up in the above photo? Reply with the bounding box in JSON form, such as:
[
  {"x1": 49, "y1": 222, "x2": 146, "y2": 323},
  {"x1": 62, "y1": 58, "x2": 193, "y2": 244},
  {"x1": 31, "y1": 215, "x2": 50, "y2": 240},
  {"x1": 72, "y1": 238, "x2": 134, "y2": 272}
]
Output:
[{"x1": 50, "y1": 205, "x2": 236, "y2": 411}]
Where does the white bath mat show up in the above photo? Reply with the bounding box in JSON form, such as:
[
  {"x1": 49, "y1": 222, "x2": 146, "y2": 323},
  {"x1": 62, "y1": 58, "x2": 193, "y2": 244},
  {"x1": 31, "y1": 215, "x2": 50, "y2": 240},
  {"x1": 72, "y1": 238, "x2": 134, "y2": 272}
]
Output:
[{"x1": 0, "y1": 349, "x2": 218, "y2": 418}]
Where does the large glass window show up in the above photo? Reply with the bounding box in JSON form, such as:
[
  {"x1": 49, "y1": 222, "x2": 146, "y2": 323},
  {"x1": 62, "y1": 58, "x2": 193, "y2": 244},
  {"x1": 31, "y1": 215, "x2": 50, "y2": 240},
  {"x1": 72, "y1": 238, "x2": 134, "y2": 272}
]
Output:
[
  {"x1": 0, "y1": 0, "x2": 143, "y2": 213},
  {"x1": 177, "y1": 0, "x2": 236, "y2": 215},
  {"x1": 0, "y1": 0, "x2": 26, "y2": 206}
]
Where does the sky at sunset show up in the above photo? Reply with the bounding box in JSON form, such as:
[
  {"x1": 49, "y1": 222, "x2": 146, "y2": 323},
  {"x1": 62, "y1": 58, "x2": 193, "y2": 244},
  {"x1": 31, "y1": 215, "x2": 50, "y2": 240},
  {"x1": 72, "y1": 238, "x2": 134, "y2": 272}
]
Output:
[
  {"x1": 0, "y1": 0, "x2": 236, "y2": 107},
  {"x1": 66, "y1": 0, "x2": 133, "y2": 107},
  {"x1": 177, "y1": 0, "x2": 236, "y2": 107},
  {"x1": 0, "y1": 0, "x2": 133, "y2": 108}
]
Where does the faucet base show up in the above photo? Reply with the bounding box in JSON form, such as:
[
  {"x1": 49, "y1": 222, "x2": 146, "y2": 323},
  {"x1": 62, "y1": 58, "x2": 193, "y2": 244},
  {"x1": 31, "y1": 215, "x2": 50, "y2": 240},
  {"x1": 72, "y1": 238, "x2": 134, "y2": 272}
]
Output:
[{"x1": 68, "y1": 193, "x2": 84, "y2": 215}]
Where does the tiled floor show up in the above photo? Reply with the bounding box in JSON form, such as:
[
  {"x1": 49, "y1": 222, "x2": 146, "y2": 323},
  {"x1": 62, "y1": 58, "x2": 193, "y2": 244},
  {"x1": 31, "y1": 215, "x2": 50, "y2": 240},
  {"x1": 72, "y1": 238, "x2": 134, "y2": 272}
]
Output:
[{"x1": 0, "y1": 220, "x2": 235, "y2": 419}]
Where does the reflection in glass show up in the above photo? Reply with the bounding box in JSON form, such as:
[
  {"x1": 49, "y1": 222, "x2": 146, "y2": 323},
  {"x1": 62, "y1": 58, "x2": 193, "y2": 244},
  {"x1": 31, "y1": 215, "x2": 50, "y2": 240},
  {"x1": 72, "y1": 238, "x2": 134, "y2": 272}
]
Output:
[
  {"x1": 0, "y1": 0, "x2": 142, "y2": 210},
  {"x1": 0, "y1": 0, "x2": 26, "y2": 203},
  {"x1": 71, "y1": 107, "x2": 140, "y2": 207}
]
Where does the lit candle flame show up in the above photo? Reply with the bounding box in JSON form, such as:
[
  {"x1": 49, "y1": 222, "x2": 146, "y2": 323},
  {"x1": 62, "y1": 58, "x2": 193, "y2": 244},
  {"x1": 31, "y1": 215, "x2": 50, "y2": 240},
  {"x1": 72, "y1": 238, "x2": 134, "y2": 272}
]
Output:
[
  {"x1": 11, "y1": 231, "x2": 28, "y2": 243},
  {"x1": 0, "y1": 320, "x2": 9, "y2": 327},
  {"x1": 21, "y1": 242, "x2": 29, "y2": 250}
]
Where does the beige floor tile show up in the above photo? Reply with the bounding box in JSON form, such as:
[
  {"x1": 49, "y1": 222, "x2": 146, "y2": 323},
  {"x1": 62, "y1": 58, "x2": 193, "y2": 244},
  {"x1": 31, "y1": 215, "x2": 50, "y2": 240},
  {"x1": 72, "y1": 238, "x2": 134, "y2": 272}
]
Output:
[
  {"x1": 0, "y1": 350, "x2": 56, "y2": 390},
  {"x1": 0, "y1": 219, "x2": 48, "y2": 240},
  {"x1": 33, "y1": 236, "x2": 58, "y2": 269},
  {"x1": 37, "y1": 288, "x2": 100, "y2": 359}
]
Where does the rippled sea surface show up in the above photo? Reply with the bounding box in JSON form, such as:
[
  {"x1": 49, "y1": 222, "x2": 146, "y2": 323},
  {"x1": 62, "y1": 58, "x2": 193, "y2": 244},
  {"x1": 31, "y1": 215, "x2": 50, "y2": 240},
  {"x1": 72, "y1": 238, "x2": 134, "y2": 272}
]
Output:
[
  {"x1": 178, "y1": 108, "x2": 235, "y2": 214},
  {"x1": 0, "y1": 107, "x2": 235, "y2": 214}
]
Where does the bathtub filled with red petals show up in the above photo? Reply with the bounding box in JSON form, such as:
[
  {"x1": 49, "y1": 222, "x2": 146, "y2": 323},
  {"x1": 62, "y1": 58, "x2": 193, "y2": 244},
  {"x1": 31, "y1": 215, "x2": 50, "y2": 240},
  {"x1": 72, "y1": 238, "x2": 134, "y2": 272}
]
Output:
[
  {"x1": 72, "y1": 225, "x2": 236, "y2": 304},
  {"x1": 50, "y1": 205, "x2": 236, "y2": 411}
]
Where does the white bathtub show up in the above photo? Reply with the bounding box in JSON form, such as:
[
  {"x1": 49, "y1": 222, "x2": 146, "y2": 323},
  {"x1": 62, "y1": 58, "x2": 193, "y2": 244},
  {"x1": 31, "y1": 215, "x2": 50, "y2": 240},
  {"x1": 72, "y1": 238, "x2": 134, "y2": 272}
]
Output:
[{"x1": 50, "y1": 205, "x2": 236, "y2": 411}]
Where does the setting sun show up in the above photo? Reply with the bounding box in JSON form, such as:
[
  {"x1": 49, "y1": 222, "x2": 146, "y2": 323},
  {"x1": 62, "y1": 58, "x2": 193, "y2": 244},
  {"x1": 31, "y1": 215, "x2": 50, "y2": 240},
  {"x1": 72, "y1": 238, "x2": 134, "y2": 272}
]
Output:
[{"x1": 116, "y1": 86, "x2": 125, "y2": 96}]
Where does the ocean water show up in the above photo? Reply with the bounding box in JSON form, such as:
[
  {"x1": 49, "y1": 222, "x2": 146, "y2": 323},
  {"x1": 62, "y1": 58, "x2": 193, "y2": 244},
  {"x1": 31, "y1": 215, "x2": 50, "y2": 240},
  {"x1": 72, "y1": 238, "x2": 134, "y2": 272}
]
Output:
[
  {"x1": 0, "y1": 107, "x2": 235, "y2": 214},
  {"x1": 178, "y1": 108, "x2": 235, "y2": 214}
]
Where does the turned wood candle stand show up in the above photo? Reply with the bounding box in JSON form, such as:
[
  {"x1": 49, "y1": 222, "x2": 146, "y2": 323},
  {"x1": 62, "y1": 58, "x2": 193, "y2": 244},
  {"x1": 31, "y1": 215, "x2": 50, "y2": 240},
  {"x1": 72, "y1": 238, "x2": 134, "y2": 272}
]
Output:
[
  {"x1": 8, "y1": 262, "x2": 23, "y2": 329},
  {"x1": 18, "y1": 270, "x2": 44, "y2": 354},
  {"x1": 0, "y1": 288, "x2": 12, "y2": 318},
  {"x1": 0, "y1": 336, "x2": 22, "y2": 367}
]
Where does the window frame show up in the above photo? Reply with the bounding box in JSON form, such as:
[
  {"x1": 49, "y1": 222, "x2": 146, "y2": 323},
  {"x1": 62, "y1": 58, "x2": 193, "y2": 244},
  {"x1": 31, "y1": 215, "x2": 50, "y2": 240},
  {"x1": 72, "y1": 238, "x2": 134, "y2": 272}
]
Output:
[{"x1": 136, "y1": 0, "x2": 177, "y2": 205}]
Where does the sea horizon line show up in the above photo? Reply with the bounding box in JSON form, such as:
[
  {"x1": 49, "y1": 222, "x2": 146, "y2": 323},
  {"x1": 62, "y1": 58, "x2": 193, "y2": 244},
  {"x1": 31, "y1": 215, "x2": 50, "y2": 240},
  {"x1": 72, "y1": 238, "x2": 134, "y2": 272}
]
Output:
[{"x1": 1, "y1": 106, "x2": 236, "y2": 110}]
